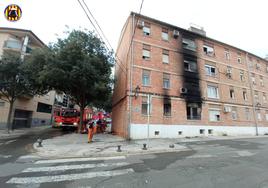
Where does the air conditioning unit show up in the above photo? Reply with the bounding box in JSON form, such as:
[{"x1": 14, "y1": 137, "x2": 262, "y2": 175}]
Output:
[
  {"x1": 180, "y1": 87, "x2": 188, "y2": 94},
  {"x1": 137, "y1": 20, "x2": 144, "y2": 29},
  {"x1": 173, "y1": 30, "x2": 179, "y2": 38},
  {"x1": 223, "y1": 106, "x2": 231, "y2": 113}
]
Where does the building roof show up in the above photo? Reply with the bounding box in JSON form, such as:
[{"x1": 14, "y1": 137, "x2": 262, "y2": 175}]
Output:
[
  {"x1": 130, "y1": 12, "x2": 268, "y2": 63},
  {"x1": 0, "y1": 27, "x2": 45, "y2": 47}
]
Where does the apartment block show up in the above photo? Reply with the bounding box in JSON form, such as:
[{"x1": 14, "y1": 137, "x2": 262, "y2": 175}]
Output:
[
  {"x1": 0, "y1": 27, "x2": 56, "y2": 129},
  {"x1": 112, "y1": 13, "x2": 268, "y2": 139}
]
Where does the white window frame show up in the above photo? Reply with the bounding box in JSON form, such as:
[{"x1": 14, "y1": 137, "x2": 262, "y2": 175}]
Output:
[
  {"x1": 224, "y1": 50, "x2": 230, "y2": 60},
  {"x1": 142, "y1": 70, "x2": 150, "y2": 86},
  {"x1": 162, "y1": 31, "x2": 169, "y2": 41},
  {"x1": 162, "y1": 54, "x2": 169, "y2": 64},
  {"x1": 207, "y1": 85, "x2": 219, "y2": 99},
  {"x1": 231, "y1": 107, "x2": 237, "y2": 120},
  {"x1": 142, "y1": 49, "x2": 150, "y2": 60},
  {"x1": 205, "y1": 64, "x2": 216, "y2": 76},
  {"x1": 209, "y1": 109, "x2": 220, "y2": 122},
  {"x1": 203, "y1": 45, "x2": 214, "y2": 56},
  {"x1": 143, "y1": 26, "x2": 150, "y2": 36}
]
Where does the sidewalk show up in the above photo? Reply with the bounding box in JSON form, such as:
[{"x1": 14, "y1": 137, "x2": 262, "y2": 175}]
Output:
[
  {"x1": 33, "y1": 133, "x2": 268, "y2": 159},
  {"x1": 0, "y1": 125, "x2": 51, "y2": 140},
  {"x1": 33, "y1": 133, "x2": 188, "y2": 158}
]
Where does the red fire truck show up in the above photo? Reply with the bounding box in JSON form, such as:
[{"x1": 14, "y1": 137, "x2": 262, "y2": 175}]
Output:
[
  {"x1": 53, "y1": 107, "x2": 93, "y2": 130},
  {"x1": 53, "y1": 108, "x2": 80, "y2": 128}
]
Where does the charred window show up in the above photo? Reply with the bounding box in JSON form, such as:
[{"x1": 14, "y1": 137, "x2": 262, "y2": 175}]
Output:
[
  {"x1": 184, "y1": 60, "x2": 197, "y2": 72},
  {"x1": 187, "y1": 102, "x2": 201, "y2": 120},
  {"x1": 182, "y1": 38, "x2": 196, "y2": 51},
  {"x1": 163, "y1": 98, "x2": 171, "y2": 116}
]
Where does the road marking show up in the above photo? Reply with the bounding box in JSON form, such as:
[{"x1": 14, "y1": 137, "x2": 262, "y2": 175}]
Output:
[
  {"x1": 7, "y1": 168, "x2": 134, "y2": 184},
  {"x1": 23, "y1": 162, "x2": 129, "y2": 172},
  {"x1": 236, "y1": 150, "x2": 255, "y2": 157},
  {"x1": 187, "y1": 154, "x2": 214, "y2": 159},
  {"x1": 5, "y1": 139, "x2": 16, "y2": 144},
  {"x1": 35, "y1": 156, "x2": 126, "y2": 164}
]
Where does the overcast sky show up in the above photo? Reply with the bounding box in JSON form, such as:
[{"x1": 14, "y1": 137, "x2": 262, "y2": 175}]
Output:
[{"x1": 1, "y1": 0, "x2": 267, "y2": 58}]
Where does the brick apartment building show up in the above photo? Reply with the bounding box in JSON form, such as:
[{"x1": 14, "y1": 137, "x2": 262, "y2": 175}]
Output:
[
  {"x1": 112, "y1": 12, "x2": 268, "y2": 139},
  {"x1": 0, "y1": 27, "x2": 56, "y2": 129}
]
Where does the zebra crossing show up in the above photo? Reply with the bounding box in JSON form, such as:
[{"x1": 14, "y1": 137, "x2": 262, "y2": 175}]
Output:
[{"x1": 6, "y1": 155, "x2": 134, "y2": 185}]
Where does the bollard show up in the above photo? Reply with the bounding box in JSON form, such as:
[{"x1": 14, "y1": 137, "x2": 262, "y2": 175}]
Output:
[
  {"x1": 142, "y1": 143, "x2": 147, "y2": 150},
  {"x1": 117, "y1": 145, "x2": 122, "y2": 152},
  {"x1": 169, "y1": 144, "x2": 175, "y2": 148},
  {"x1": 37, "y1": 139, "x2": 43, "y2": 147}
]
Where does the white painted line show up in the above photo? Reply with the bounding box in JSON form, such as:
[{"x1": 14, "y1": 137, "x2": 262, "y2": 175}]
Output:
[
  {"x1": 187, "y1": 154, "x2": 214, "y2": 159},
  {"x1": 5, "y1": 139, "x2": 16, "y2": 144},
  {"x1": 23, "y1": 162, "x2": 129, "y2": 172},
  {"x1": 7, "y1": 168, "x2": 134, "y2": 184},
  {"x1": 35, "y1": 156, "x2": 126, "y2": 164}
]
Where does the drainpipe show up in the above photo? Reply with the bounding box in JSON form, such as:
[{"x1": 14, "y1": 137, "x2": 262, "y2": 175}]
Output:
[
  {"x1": 245, "y1": 53, "x2": 258, "y2": 136},
  {"x1": 21, "y1": 35, "x2": 29, "y2": 61},
  {"x1": 147, "y1": 94, "x2": 150, "y2": 146},
  {"x1": 127, "y1": 14, "x2": 135, "y2": 139}
]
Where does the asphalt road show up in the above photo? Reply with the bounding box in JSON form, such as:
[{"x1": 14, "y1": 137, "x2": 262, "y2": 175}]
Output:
[{"x1": 1, "y1": 131, "x2": 268, "y2": 188}]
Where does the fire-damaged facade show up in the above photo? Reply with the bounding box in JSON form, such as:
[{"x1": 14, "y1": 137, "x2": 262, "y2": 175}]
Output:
[{"x1": 112, "y1": 12, "x2": 268, "y2": 139}]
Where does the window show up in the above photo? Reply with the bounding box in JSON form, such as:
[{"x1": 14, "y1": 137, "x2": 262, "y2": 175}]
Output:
[
  {"x1": 142, "y1": 44, "x2": 151, "y2": 60},
  {"x1": 224, "y1": 49, "x2": 230, "y2": 60},
  {"x1": 209, "y1": 109, "x2": 220, "y2": 121},
  {"x1": 251, "y1": 73, "x2": 256, "y2": 85},
  {"x1": 203, "y1": 44, "x2": 214, "y2": 56},
  {"x1": 256, "y1": 63, "x2": 261, "y2": 70},
  {"x1": 0, "y1": 102, "x2": 4, "y2": 107},
  {"x1": 245, "y1": 108, "x2": 250, "y2": 121},
  {"x1": 226, "y1": 66, "x2": 232, "y2": 79},
  {"x1": 162, "y1": 28, "x2": 169, "y2": 41},
  {"x1": 240, "y1": 71, "x2": 245, "y2": 82},
  {"x1": 205, "y1": 64, "x2": 216, "y2": 76},
  {"x1": 263, "y1": 93, "x2": 267, "y2": 103},
  {"x1": 229, "y1": 88, "x2": 235, "y2": 99},
  {"x1": 243, "y1": 90, "x2": 248, "y2": 101},
  {"x1": 184, "y1": 60, "x2": 197, "y2": 72},
  {"x1": 254, "y1": 91, "x2": 259, "y2": 101},
  {"x1": 163, "y1": 98, "x2": 171, "y2": 116},
  {"x1": 142, "y1": 96, "x2": 151, "y2": 115},
  {"x1": 207, "y1": 85, "x2": 219, "y2": 99},
  {"x1": 163, "y1": 73, "x2": 170, "y2": 89},
  {"x1": 182, "y1": 38, "x2": 196, "y2": 51},
  {"x1": 37, "y1": 102, "x2": 52, "y2": 113},
  {"x1": 265, "y1": 110, "x2": 268, "y2": 121},
  {"x1": 143, "y1": 22, "x2": 150, "y2": 36},
  {"x1": 231, "y1": 107, "x2": 237, "y2": 120},
  {"x1": 162, "y1": 49, "x2": 169, "y2": 64},
  {"x1": 260, "y1": 76, "x2": 264, "y2": 87},
  {"x1": 187, "y1": 103, "x2": 201, "y2": 120},
  {"x1": 142, "y1": 70, "x2": 150, "y2": 86},
  {"x1": 238, "y1": 57, "x2": 242, "y2": 64}
]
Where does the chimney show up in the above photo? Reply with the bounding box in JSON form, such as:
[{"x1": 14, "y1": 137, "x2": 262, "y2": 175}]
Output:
[{"x1": 188, "y1": 23, "x2": 206, "y2": 36}]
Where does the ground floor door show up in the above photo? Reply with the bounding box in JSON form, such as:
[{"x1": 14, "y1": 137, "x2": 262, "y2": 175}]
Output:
[{"x1": 13, "y1": 109, "x2": 32, "y2": 129}]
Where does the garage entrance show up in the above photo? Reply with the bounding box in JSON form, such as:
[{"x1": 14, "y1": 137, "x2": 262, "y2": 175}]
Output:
[{"x1": 13, "y1": 109, "x2": 32, "y2": 129}]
